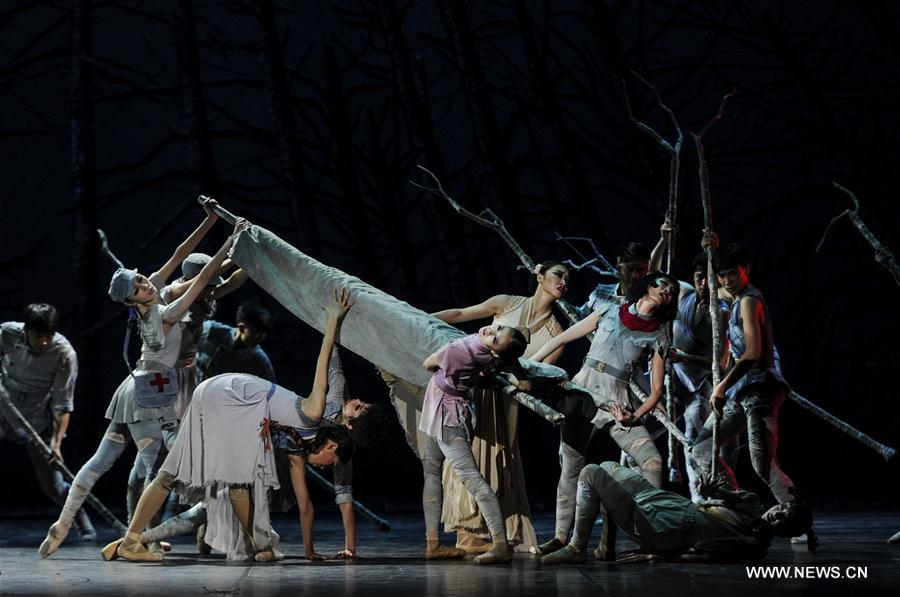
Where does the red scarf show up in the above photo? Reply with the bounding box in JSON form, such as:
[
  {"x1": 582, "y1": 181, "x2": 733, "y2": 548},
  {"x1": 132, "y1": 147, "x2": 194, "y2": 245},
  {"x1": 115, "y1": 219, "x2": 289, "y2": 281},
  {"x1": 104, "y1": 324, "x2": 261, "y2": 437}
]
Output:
[{"x1": 618, "y1": 303, "x2": 659, "y2": 332}]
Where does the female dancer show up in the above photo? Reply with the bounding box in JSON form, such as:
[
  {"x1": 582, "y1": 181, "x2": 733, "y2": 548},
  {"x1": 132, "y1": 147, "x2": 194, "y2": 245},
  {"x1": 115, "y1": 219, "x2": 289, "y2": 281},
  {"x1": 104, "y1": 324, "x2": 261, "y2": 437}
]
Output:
[
  {"x1": 106, "y1": 289, "x2": 357, "y2": 562},
  {"x1": 432, "y1": 261, "x2": 569, "y2": 553},
  {"x1": 530, "y1": 273, "x2": 679, "y2": 555},
  {"x1": 39, "y1": 201, "x2": 237, "y2": 557}
]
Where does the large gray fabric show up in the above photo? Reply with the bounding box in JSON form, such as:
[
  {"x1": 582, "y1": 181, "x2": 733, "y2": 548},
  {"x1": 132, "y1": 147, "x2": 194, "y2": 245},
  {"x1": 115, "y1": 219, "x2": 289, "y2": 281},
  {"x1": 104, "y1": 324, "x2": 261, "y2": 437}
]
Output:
[
  {"x1": 231, "y1": 225, "x2": 463, "y2": 388},
  {"x1": 230, "y1": 226, "x2": 569, "y2": 458}
]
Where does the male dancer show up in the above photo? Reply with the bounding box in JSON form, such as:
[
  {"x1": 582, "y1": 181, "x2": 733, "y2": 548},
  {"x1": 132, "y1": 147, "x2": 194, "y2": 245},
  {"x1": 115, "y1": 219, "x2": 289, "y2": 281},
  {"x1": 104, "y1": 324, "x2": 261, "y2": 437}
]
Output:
[
  {"x1": 669, "y1": 253, "x2": 734, "y2": 500},
  {"x1": 1, "y1": 304, "x2": 95, "y2": 539},
  {"x1": 695, "y1": 243, "x2": 799, "y2": 506}
]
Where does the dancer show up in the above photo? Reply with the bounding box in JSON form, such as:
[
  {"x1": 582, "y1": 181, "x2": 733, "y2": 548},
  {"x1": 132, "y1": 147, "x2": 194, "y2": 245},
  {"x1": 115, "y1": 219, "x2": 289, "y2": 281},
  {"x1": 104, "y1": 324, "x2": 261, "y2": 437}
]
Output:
[
  {"x1": 125, "y1": 253, "x2": 248, "y2": 522},
  {"x1": 694, "y1": 242, "x2": 800, "y2": 506},
  {"x1": 1, "y1": 304, "x2": 94, "y2": 539},
  {"x1": 540, "y1": 461, "x2": 815, "y2": 564},
  {"x1": 432, "y1": 261, "x2": 568, "y2": 553},
  {"x1": 196, "y1": 300, "x2": 275, "y2": 382},
  {"x1": 136, "y1": 302, "x2": 277, "y2": 556},
  {"x1": 105, "y1": 289, "x2": 358, "y2": 562},
  {"x1": 38, "y1": 201, "x2": 235, "y2": 558},
  {"x1": 530, "y1": 273, "x2": 679, "y2": 555},
  {"x1": 419, "y1": 323, "x2": 529, "y2": 564},
  {"x1": 577, "y1": 232, "x2": 667, "y2": 316},
  {"x1": 669, "y1": 253, "x2": 734, "y2": 500}
]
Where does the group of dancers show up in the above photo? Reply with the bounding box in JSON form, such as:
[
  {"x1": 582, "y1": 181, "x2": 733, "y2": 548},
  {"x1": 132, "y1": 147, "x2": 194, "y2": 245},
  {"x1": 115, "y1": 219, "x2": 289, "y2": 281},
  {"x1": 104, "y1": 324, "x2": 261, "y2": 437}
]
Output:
[{"x1": 0, "y1": 198, "x2": 816, "y2": 567}]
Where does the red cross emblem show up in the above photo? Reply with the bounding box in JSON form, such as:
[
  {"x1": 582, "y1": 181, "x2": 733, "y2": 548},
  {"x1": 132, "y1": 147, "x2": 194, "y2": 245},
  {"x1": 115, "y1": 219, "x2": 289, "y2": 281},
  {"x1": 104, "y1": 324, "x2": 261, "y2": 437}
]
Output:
[{"x1": 149, "y1": 373, "x2": 171, "y2": 393}]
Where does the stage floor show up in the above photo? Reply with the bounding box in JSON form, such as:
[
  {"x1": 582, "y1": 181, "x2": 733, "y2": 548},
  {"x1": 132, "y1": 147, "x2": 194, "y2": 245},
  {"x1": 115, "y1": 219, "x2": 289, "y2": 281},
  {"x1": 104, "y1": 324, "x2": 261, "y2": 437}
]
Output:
[{"x1": 1, "y1": 510, "x2": 897, "y2": 596}]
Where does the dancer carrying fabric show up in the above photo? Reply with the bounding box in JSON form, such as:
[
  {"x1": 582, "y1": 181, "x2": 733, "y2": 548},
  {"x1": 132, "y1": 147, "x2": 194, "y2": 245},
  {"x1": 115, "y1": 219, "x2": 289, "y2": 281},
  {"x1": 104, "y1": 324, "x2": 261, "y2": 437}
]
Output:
[
  {"x1": 419, "y1": 323, "x2": 530, "y2": 564},
  {"x1": 540, "y1": 461, "x2": 815, "y2": 564},
  {"x1": 432, "y1": 261, "x2": 569, "y2": 553},
  {"x1": 530, "y1": 273, "x2": 679, "y2": 556},
  {"x1": 269, "y1": 347, "x2": 388, "y2": 559},
  {"x1": 103, "y1": 288, "x2": 361, "y2": 562},
  {"x1": 1, "y1": 304, "x2": 95, "y2": 540},
  {"x1": 125, "y1": 253, "x2": 248, "y2": 522},
  {"x1": 38, "y1": 201, "x2": 236, "y2": 558}
]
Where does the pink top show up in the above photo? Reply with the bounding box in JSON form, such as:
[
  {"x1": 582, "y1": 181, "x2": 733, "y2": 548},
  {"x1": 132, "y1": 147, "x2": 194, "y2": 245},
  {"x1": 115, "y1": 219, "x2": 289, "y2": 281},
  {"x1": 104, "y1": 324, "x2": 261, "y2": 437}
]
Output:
[{"x1": 418, "y1": 334, "x2": 494, "y2": 440}]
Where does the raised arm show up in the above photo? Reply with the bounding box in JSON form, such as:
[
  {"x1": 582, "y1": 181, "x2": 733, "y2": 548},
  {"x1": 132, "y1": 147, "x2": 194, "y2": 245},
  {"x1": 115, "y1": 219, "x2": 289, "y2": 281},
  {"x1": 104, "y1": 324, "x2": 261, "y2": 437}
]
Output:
[
  {"x1": 649, "y1": 220, "x2": 674, "y2": 274},
  {"x1": 530, "y1": 312, "x2": 598, "y2": 362},
  {"x1": 161, "y1": 220, "x2": 248, "y2": 327},
  {"x1": 210, "y1": 268, "x2": 248, "y2": 299},
  {"x1": 431, "y1": 294, "x2": 511, "y2": 324},
  {"x1": 300, "y1": 288, "x2": 353, "y2": 420},
  {"x1": 150, "y1": 198, "x2": 220, "y2": 286}
]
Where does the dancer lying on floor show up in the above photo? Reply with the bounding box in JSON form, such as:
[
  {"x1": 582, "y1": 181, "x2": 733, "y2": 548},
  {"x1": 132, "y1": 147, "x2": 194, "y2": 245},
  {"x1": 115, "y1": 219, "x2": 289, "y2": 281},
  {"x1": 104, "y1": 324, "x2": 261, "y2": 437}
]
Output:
[
  {"x1": 541, "y1": 461, "x2": 816, "y2": 564},
  {"x1": 419, "y1": 323, "x2": 530, "y2": 564},
  {"x1": 103, "y1": 289, "x2": 360, "y2": 562}
]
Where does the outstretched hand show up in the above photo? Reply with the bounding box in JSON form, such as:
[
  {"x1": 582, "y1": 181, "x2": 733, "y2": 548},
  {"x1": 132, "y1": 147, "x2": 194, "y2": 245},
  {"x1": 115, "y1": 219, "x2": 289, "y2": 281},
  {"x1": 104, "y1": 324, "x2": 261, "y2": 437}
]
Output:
[{"x1": 324, "y1": 288, "x2": 354, "y2": 322}]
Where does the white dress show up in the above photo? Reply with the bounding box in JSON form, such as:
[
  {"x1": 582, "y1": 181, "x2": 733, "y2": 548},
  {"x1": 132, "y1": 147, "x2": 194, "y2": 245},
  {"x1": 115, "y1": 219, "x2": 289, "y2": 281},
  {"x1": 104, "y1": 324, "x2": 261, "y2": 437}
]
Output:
[{"x1": 160, "y1": 373, "x2": 316, "y2": 559}]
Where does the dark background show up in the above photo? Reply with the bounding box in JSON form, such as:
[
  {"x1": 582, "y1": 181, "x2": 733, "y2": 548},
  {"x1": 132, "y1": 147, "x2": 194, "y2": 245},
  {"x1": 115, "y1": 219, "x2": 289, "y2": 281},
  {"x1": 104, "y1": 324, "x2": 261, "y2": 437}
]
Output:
[{"x1": 1, "y1": 0, "x2": 898, "y2": 516}]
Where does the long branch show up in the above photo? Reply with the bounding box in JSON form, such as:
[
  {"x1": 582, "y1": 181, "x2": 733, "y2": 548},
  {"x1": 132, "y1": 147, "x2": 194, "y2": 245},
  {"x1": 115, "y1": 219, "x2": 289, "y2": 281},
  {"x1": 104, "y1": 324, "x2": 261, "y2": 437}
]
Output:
[
  {"x1": 412, "y1": 165, "x2": 582, "y2": 324},
  {"x1": 817, "y1": 183, "x2": 900, "y2": 284}
]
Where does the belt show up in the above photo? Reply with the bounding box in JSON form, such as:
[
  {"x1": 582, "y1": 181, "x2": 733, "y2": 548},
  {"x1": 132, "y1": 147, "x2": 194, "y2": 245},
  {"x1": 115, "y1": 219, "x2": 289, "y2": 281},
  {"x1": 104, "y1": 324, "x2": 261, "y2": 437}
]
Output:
[{"x1": 583, "y1": 358, "x2": 630, "y2": 381}]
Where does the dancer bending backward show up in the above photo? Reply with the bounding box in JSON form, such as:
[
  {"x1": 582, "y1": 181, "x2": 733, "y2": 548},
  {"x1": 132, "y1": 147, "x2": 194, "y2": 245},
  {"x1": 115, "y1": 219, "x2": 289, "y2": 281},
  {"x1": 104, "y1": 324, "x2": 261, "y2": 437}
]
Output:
[
  {"x1": 530, "y1": 273, "x2": 679, "y2": 555},
  {"x1": 419, "y1": 323, "x2": 530, "y2": 564},
  {"x1": 125, "y1": 253, "x2": 248, "y2": 521},
  {"x1": 105, "y1": 289, "x2": 358, "y2": 562},
  {"x1": 432, "y1": 261, "x2": 569, "y2": 553},
  {"x1": 541, "y1": 461, "x2": 815, "y2": 564},
  {"x1": 39, "y1": 202, "x2": 237, "y2": 558}
]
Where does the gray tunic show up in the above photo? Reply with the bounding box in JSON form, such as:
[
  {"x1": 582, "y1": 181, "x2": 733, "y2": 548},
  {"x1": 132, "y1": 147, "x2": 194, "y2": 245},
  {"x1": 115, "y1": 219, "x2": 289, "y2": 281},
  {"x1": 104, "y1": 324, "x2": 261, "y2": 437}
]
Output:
[
  {"x1": 572, "y1": 303, "x2": 669, "y2": 427},
  {"x1": 105, "y1": 285, "x2": 183, "y2": 424},
  {"x1": 0, "y1": 322, "x2": 77, "y2": 436}
]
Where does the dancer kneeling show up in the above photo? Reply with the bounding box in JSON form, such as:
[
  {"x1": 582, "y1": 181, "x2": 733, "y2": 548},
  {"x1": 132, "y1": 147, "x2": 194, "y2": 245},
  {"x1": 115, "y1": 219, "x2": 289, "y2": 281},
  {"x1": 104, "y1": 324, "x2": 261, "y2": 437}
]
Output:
[
  {"x1": 541, "y1": 461, "x2": 815, "y2": 564},
  {"x1": 105, "y1": 289, "x2": 357, "y2": 562},
  {"x1": 419, "y1": 323, "x2": 529, "y2": 564}
]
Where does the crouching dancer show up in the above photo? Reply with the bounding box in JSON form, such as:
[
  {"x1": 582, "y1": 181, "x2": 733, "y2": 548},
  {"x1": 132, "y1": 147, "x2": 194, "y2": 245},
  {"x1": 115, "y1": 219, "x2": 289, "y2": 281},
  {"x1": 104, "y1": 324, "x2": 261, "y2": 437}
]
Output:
[
  {"x1": 419, "y1": 323, "x2": 529, "y2": 564},
  {"x1": 103, "y1": 289, "x2": 358, "y2": 562},
  {"x1": 541, "y1": 461, "x2": 815, "y2": 564}
]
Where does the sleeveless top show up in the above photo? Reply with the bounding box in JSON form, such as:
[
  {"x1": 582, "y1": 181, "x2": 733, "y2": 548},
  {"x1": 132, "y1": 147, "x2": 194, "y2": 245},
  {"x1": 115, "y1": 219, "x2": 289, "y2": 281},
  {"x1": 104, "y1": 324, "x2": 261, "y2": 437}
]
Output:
[
  {"x1": 495, "y1": 296, "x2": 563, "y2": 358},
  {"x1": 672, "y1": 284, "x2": 729, "y2": 392},
  {"x1": 727, "y1": 285, "x2": 786, "y2": 398}
]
